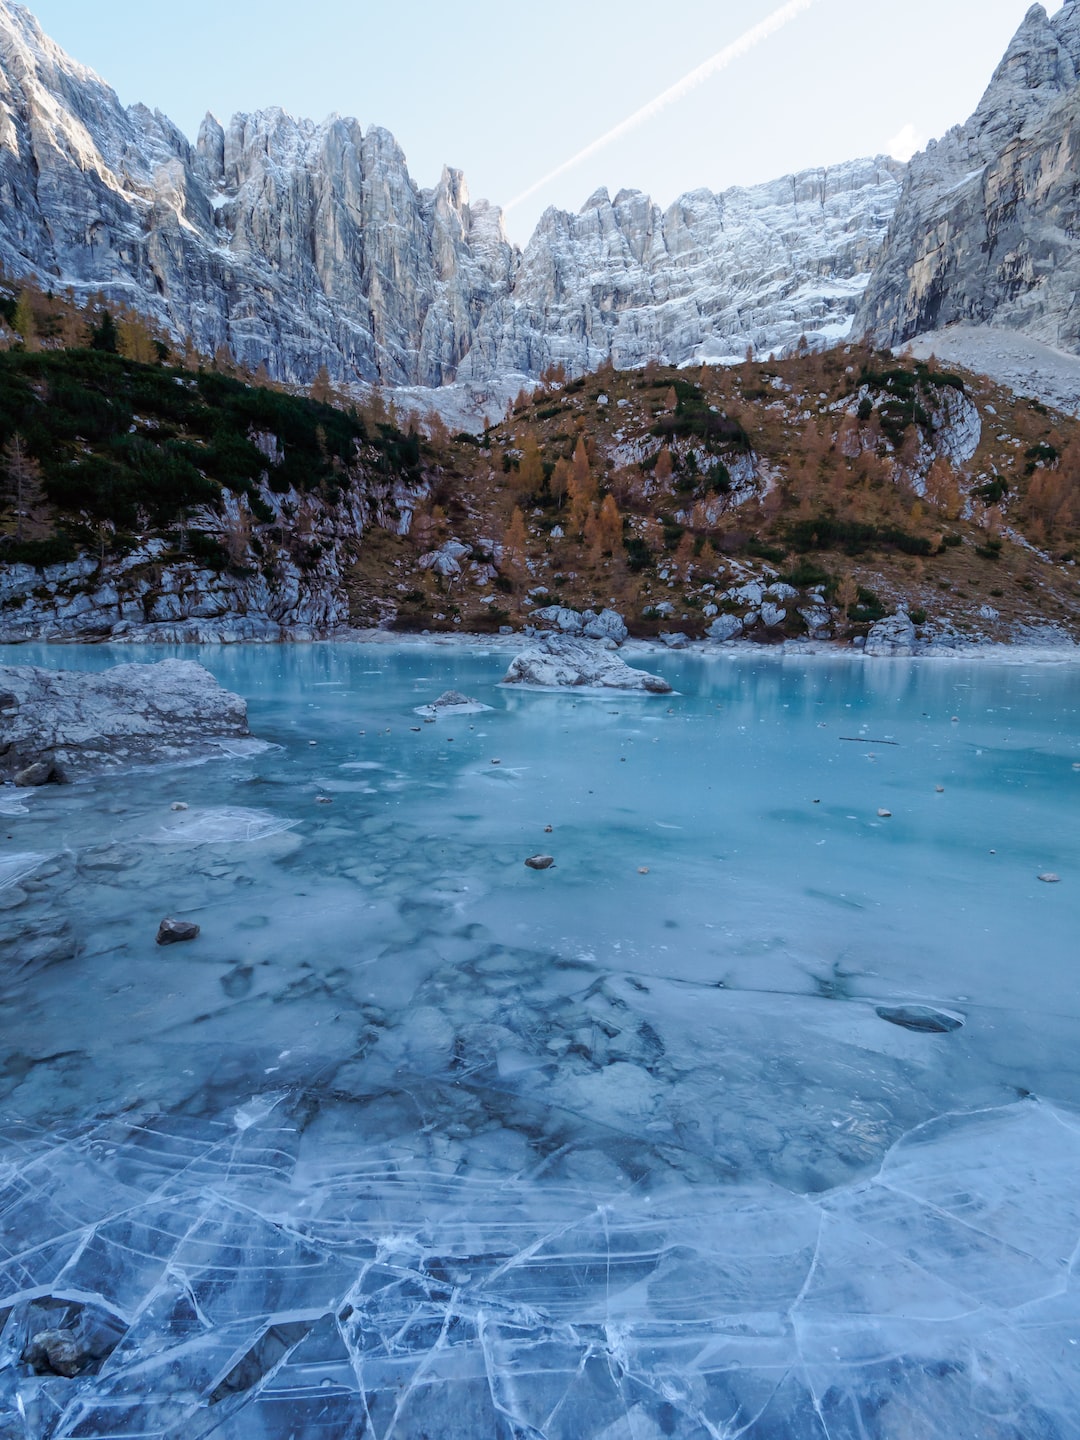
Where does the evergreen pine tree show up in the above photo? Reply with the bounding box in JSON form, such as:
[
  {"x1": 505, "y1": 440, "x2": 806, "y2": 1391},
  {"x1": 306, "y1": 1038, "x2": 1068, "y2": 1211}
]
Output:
[{"x1": 91, "y1": 311, "x2": 119, "y2": 353}]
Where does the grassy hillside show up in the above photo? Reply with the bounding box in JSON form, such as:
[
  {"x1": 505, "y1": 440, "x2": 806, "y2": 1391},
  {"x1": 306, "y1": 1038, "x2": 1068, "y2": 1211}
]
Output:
[{"x1": 2, "y1": 339, "x2": 1079, "y2": 643}]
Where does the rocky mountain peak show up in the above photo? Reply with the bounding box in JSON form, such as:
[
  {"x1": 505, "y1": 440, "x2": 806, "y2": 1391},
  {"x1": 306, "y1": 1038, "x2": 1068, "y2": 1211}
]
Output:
[
  {"x1": 856, "y1": 0, "x2": 1080, "y2": 352},
  {"x1": 196, "y1": 112, "x2": 226, "y2": 184},
  {"x1": 0, "y1": 3, "x2": 909, "y2": 395},
  {"x1": 967, "y1": 0, "x2": 1077, "y2": 145}
]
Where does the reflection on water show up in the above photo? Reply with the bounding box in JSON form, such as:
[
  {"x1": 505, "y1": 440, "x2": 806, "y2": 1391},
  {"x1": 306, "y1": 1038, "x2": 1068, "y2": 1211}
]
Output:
[{"x1": 1, "y1": 642, "x2": 1078, "y2": 1437}]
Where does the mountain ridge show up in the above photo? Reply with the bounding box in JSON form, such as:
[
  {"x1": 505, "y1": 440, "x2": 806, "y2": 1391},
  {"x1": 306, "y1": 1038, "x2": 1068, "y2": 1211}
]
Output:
[
  {"x1": 0, "y1": 0, "x2": 902, "y2": 391},
  {"x1": 4, "y1": 1, "x2": 1080, "y2": 405}
]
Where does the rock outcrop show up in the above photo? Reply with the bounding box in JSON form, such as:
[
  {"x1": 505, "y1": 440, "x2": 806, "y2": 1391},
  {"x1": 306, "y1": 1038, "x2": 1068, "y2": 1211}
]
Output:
[
  {"x1": 857, "y1": 0, "x2": 1080, "y2": 353},
  {"x1": 0, "y1": 660, "x2": 250, "y2": 780},
  {"x1": 864, "y1": 611, "x2": 918, "y2": 657},
  {"x1": 0, "y1": 3, "x2": 903, "y2": 389},
  {"x1": 502, "y1": 636, "x2": 672, "y2": 692},
  {"x1": 0, "y1": 467, "x2": 423, "y2": 643}
]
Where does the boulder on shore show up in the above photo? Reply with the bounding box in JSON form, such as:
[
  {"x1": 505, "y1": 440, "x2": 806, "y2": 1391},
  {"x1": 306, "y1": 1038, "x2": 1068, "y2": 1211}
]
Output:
[
  {"x1": 502, "y1": 636, "x2": 672, "y2": 693},
  {"x1": 530, "y1": 606, "x2": 629, "y2": 645},
  {"x1": 707, "y1": 614, "x2": 743, "y2": 643},
  {"x1": 0, "y1": 660, "x2": 250, "y2": 782},
  {"x1": 864, "y1": 611, "x2": 917, "y2": 657}
]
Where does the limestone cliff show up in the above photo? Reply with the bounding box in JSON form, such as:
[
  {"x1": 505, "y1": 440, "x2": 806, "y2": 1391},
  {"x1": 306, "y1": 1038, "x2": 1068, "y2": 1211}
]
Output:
[
  {"x1": 856, "y1": 0, "x2": 1080, "y2": 351},
  {"x1": 0, "y1": 2, "x2": 901, "y2": 386}
]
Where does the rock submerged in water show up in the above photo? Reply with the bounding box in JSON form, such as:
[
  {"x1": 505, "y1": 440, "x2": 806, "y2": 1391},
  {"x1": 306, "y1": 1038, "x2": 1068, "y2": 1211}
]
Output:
[
  {"x1": 156, "y1": 918, "x2": 201, "y2": 946},
  {"x1": 502, "y1": 636, "x2": 672, "y2": 694},
  {"x1": 0, "y1": 660, "x2": 250, "y2": 782},
  {"x1": 876, "y1": 1004, "x2": 964, "y2": 1034},
  {"x1": 23, "y1": 1328, "x2": 89, "y2": 1379}
]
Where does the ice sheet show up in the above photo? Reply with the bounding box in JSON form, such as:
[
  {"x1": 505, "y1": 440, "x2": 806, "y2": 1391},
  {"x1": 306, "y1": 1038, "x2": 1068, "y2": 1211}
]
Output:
[{"x1": 0, "y1": 642, "x2": 1077, "y2": 1436}]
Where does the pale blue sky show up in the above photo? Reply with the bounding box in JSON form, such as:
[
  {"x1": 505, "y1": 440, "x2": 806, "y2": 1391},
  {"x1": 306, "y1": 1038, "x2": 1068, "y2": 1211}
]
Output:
[{"x1": 28, "y1": 0, "x2": 1039, "y2": 243}]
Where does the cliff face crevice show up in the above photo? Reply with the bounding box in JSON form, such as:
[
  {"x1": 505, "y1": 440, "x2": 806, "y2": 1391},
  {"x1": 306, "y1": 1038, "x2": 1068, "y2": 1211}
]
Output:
[{"x1": 0, "y1": 2, "x2": 903, "y2": 387}]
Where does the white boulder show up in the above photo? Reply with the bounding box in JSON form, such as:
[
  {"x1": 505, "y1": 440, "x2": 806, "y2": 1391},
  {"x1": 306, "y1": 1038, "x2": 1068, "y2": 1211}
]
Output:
[
  {"x1": 0, "y1": 661, "x2": 250, "y2": 780},
  {"x1": 414, "y1": 690, "x2": 492, "y2": 718},
  {"x1": 864, "y1": 611, "x2": 918, "y2": 657},
  {"x1": 707, "y1": 615, "x2": 743, "y2": 642},
  {"x1": 502, "y1": 636, "x2": 672, "y2": 693},
  {"x1": 798, "y1": 604, "x2": 833, "y2": 639},
  {"x1": 418, "y1": 540, "x2": 471, "y2": 577}
]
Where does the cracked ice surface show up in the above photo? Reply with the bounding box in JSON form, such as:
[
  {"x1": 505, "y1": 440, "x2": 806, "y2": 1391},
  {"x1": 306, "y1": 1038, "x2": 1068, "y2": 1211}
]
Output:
[
  {"x1": 0, "y1": 1101, "x2": 1077, "y2": 1437},
  {"x1": 0, "y1": 643, "x2": 1078, "y2": 1437}
]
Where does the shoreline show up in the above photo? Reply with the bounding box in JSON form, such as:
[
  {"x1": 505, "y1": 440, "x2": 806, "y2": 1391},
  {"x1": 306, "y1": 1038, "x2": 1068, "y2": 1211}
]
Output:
[{"x1": 2, "y1": 627, "x2": 1079, "y2": 666}]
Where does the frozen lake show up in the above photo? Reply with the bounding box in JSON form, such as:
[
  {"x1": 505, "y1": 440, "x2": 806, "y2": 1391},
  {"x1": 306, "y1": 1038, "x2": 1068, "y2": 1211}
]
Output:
[{"x1": 1, "y1": 641, "x2": 1078, "y2": 1438}]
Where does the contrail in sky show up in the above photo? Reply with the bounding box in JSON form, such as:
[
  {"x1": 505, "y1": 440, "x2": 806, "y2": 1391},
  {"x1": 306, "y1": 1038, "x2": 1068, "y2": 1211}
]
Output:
[{"x1": 504, "y1": 0, "x2": 820, "y2": 213}]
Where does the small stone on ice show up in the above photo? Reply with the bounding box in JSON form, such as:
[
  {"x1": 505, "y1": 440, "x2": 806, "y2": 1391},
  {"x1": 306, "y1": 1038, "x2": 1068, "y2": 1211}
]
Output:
[
  {"x1": 877, "y1": 808, "x2": 892, "y2": 818},
  {"x1": 936, "y1": 785, "x2": 945, "y2": 793},
  {"x1": 316, "y1": 796, "x2": 333, "y2": 804},
  {"x1": 638, "y1": 867, "x2": 650, "y2": 875},
  {"x1": 525, "y1": 855, "x2": 555, "y2": 870},
  {"x1": 491, "y1": 759, "x2": 501, "y2": 765},
  {"x1": 1038, "y1": 873, "x2": 1061, "y2": 883},
  {"x1": 171, "y1": 802, "x2": 189, "y2": 811},
  {"x1": 544, "y1": 825, "x2": 553, "y2": 833},
  {"x1": 157, "y1": 917, "x2": 201, "y2": 945}
]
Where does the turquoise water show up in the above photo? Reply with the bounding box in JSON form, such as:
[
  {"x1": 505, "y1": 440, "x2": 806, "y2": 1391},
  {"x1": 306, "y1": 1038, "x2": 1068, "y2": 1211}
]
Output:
[{"x1": 1, "y1": 642, "x2": 1078, "y2": 1437}]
